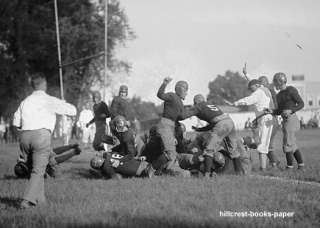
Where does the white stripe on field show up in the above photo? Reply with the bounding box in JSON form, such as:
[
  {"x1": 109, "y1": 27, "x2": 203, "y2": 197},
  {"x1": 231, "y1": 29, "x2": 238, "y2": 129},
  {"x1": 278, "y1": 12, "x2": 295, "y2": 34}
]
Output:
[{"x1": 248, "y1": 175, "x2": 320, "y2": 188}]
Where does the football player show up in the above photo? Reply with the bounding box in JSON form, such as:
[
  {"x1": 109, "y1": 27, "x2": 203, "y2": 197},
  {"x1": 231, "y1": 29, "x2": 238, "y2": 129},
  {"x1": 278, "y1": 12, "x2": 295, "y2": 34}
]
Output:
[
  {"x1": 90, "y1": 152, "x2": 154, "y2": 179},
  {"x1": 181, "y1": 94, "x2": 245, "y2": 176},
  {"x1": 14, "y1": 144, "x2": 81, "y2": 178},
  {"x1": 86, "y1": 91, "x2": 111, "y2": 151},
  {"x1": 156, "y1": 77, "x2": 190, "y2": 176},
  {"x1": 110, "y1": 85, "x2": 135, "y2": 133},
  {"x1": 266, "y1": 72, "x2": 305, "y2": 170}
]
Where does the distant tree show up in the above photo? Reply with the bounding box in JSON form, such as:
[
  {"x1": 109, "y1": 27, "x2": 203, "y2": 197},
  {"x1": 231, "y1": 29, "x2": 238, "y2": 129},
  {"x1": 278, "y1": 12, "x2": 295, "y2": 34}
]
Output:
[
  {"x1": 0, "y1": 0, "x2": 135, "y2": 118},
  {"x1": 207, "y1": 70, "x2": 251, "y2": 110},
  {"x1": 129, "y1": 96, "x2": 160, "y2": 121}
]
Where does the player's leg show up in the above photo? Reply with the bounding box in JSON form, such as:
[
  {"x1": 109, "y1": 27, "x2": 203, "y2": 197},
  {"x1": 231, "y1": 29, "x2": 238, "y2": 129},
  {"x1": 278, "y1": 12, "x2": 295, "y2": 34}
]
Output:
[
  {"x1": 267, "y1": 117, "x2": 281, "y2": 167},
  {"x1": 257, "y1": 115, "x2": 273, "y2": 170},
  {"x1": 285, "y1": 114, "x2": 304, "y2": 169},
  {"x1": 21, "y1": 129, "x2": 51, "y2": 208},
  {"x1": 157, "y1": 119, "x2": 187, "y2": 176},
  {"x1": 225, "y1": 120, "x2": 246, "y2": 175},
  {"x1": 93, "y1": 122, "x2": 106, "y2": 151}
]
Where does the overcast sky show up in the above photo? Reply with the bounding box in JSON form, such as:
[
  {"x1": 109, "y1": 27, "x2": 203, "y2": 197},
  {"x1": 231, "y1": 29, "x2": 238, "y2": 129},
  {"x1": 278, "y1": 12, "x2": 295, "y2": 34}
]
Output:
[{"x1": 115, "y1": 0, "x2": 320, "y2": 104}]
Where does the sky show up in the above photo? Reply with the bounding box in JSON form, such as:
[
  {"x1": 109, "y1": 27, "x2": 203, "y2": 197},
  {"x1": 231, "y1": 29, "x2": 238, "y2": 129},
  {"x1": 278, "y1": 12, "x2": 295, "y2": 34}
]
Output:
[{"x1": 114, "y1": 0, "x2": 320, "y2": 104}]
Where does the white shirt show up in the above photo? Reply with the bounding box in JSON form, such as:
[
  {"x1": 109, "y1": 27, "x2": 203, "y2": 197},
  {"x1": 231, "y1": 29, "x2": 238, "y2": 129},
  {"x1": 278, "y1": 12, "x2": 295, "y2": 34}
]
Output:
[
  {"x1": 235, "y1": 88, "x2": 270, "y2": 116},
  {"x1": 13, "y1": 90, "x2": 77, "y2": 132},
  {"x1": 260, "y1": 85, "x2": 275, "y2": 109},
  {"x1": 78, "y1": 109, "x2": 94, "y2": 128}
]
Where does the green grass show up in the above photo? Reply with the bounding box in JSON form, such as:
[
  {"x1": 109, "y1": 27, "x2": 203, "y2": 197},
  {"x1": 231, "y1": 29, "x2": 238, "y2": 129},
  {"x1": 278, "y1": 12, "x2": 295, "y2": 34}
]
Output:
[{"x1": 1, "y1": 129, "x2": 320, "y2": 228}]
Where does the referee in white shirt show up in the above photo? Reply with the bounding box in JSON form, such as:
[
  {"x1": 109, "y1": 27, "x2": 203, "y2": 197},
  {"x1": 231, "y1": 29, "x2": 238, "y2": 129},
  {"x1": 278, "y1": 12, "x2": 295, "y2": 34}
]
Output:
[
  {"x1": 234, "y1": 79, "x2": 274, "y2": 171},
  {"x1": 13, "y1": 73, "x2": 77, "y2": 209}
]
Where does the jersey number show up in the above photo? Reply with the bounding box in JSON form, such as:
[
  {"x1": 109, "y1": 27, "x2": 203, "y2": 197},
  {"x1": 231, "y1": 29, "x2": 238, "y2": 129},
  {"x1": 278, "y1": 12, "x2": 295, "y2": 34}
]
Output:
[
  {"x1": 110, "y1": 153, "x2": 123, "y2": 168},
  {"x1": 207, "y1": 105, "x2": 219, "y2": 111}
]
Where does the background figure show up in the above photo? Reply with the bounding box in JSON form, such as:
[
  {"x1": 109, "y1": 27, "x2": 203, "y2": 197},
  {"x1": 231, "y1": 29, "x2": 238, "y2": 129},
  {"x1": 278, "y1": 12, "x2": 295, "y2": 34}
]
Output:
[
  {"x1": 0, "y1": 117, "x2": 5, "y2": 143},
  {"x1": 86, "y1": 91, "x2": 110, "y2": 151},
  {"x1": 13, "y1": 73, "x2": 76, "y2": 209},
  {"x1": 78, "y1": 103, "x2": 95, "y2": 148},
  {"x1": 62, "y1": 116, "x2": 74, "y2": 145},
  {"x1": 110, "y1": 85, "x2": 136, "y2": 133}
]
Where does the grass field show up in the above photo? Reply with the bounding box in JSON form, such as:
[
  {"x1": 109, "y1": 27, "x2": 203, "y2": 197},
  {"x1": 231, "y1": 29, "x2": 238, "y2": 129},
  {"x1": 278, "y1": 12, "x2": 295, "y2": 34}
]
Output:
[{"x1": 0, "y1": 129, "x2": 320, "y2": 228}]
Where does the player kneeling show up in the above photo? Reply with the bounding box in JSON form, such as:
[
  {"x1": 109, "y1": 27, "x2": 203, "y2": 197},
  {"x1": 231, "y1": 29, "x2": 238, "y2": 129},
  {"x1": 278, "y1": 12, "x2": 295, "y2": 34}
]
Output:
[
  {"x1": 90, "y1": 152, "x2": 154, "y2": 179},
  {"x1": 14, "y1": 144, "x2": 81, "y2": 178}
]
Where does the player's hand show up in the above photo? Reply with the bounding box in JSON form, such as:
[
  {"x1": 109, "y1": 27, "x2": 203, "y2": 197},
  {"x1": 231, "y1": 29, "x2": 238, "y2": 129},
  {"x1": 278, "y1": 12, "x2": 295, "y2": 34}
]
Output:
[
  {"x1": 242, "y1": 64, "x2": 247, "y2": 76},
  {"x1": 137, "y1": 156, "x2": 146, "y2": 161},
  {"x1": 263, "y1": 108, "x2": 272, "y2": 114},
  {"x1": 198, "y1": 155, "x2": 205, "y2": 162},
  {"x1": 163, "y1": 77, "x2": 172, "y2": 84},
  {"x1": 281, "y1": 109, "x2": 292, "y2": 119},
  {"x1": 191, "y1": 147, "x2": 199, "y2": 153}
]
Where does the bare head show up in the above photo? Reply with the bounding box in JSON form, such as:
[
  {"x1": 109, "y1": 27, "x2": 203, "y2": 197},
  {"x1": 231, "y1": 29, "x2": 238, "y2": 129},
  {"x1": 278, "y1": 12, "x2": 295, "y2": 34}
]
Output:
[
  {"x1": 31, "y1": 73, "x2": 47, "y2": 91},
  {"x1": 175, "y1": 81, "x2": 188, "y2": 100},
  {"x1": 193, "y1": 94, "x2": 205, "y2": 105},
  {"x1": 273, "y1": 72, "x2": 287, "y2": 90},
  {"x1": 258, "y1": 76, "x2": 269, "y2": 87},
  {"x1": 248, "y1": 79, "x2": 260, "y2": 93},
  {"x1": 92, "y1": 91, "x2": 101, "y2": 103}
]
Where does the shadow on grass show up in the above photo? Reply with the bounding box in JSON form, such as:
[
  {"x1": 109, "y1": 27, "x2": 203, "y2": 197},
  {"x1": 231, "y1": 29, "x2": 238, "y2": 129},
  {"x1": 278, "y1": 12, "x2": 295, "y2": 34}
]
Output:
[
  {"x1": 0, "y1": 174, "x2": 19, "y2": 180},
  {"x1": 0, "y1": 196, "x2": 20, "y2": 209},
  {"x1": 66, "y1": 168, "x2": 104, "y2": 179}
]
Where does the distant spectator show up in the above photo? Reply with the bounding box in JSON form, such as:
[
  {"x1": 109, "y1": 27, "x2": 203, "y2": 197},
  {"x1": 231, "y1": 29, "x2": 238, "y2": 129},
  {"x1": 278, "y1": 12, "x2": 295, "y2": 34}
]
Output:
[
  {"x1": 0, "y1": 117, "x2": 5, "y2": 143},
  {"x1": 300, "y1": 117, "x2": 306, "y2": 129}
]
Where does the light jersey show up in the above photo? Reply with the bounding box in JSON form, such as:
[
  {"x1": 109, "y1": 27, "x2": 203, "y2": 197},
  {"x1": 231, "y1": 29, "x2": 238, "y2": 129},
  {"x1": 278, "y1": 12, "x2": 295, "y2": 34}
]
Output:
[{"x1": 235, "y1": 88, "x2": 270, "y2": 116}]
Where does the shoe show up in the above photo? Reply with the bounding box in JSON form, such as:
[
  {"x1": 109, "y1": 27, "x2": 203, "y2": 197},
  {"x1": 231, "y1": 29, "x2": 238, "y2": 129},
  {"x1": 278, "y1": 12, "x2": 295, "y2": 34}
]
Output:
[
  {"x1": 285, "y1": 165, "x2": 294, "y2": 170},
  {"x1": 45, "y1": 165, "x2": 56, "y2": 178},
  {"x1": 19, "y1": 200, "x2": 36, "y2": 209},
  {"x1": 73, "y1": 144, "x2": 81, "y2": 155},
  {"x1": 298, "y1": 164, "x2": 305, "y2": 170}
]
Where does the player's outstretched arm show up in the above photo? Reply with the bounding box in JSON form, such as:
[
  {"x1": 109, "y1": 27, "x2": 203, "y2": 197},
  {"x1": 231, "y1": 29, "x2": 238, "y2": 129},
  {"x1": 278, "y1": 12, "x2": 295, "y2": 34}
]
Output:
[{"x1": 157, "y1": 77, "x2": 172, "y2": 101}]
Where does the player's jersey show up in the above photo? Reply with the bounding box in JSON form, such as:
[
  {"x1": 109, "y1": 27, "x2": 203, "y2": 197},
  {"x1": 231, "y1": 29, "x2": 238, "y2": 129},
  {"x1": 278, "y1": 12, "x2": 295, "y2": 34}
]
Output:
[
  {"x1": 157, "y1": 83, "x2": 185, "y2": 122},
  {"x1": 275, "y1": 86, "x2": 304, "y2": 114},
  {"x1": 110, "y1": 96, "x2": 134, "y2": 121},
  {"x1": 183, "y1": 102, "x2": 223, "y2": 123},
  {"x1": 112, "y1": 128, "x2": 137, "y2": 158},
  {"x1": 102, "y1": 152, "x2": 142, "y2": 176},
  {"x1": 93, "y1": 101, "x2": 110, "y2": 122}
]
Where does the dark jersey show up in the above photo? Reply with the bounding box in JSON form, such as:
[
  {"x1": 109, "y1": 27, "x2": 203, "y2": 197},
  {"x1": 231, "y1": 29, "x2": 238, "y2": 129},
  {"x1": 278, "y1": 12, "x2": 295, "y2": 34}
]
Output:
[
  {"x1": 111, "y1": 129, "x2": 137, "y2": 159},
  {"x1": 157, "y1": 83, "x2": 185, "y2": 121},
  {"x1": 110, "y1": 96, "x2": 134, "y2": 121},
  {"x1": 92, "y1": 101, "x2": 110, "y2": 123},
  {"x1": 101, "y1": 152, "x2": 142, "y2": 176},
  {"x1": 274, "y1": 86, "x2": 304, "y2": 115},
  {"x1": 183, "y1": 102, "x2": 223, "y2": 123}
]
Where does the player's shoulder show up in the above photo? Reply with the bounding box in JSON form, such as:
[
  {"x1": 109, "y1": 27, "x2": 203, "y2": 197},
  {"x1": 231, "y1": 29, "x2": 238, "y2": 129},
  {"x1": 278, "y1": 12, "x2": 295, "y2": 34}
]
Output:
[{"x1": 286, "y1": 86, "x2": 298, "y2": 93}]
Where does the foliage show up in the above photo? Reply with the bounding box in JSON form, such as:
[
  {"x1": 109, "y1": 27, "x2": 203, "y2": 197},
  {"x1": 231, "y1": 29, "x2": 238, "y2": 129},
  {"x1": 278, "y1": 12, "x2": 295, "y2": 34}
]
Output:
[
  {"x1": 0, "y1": 0, "x2": 135, "y2": 118},
  {"x1": 207, "y1": 70, "x2": 251, "y2": 111}
]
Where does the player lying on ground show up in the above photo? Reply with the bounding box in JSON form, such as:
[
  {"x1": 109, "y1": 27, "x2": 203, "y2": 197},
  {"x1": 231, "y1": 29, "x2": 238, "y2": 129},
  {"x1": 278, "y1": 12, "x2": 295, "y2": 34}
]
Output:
[
  {"x1": 176, "y1": 130, "x2": 254, "y2": 176},
  {"x1": 90, "y1": 115, "x2": 154, "y2": 179},
  {"x1": 14, "y1": 144, "x2": 81, "y2": 178}
]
